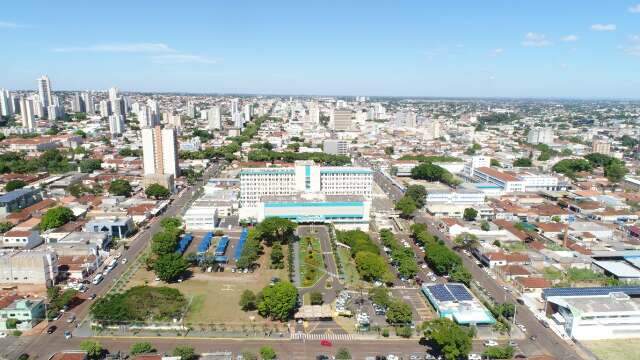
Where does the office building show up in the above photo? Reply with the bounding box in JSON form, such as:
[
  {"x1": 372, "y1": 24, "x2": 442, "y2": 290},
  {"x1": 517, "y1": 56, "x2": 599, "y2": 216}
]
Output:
[
  {"x1": 1, "y1": 89, "x2": 12, "y2": 116},
  {"x1": 142, "y1": 126, "x2": 179, "y2": 190},
  {"x1": 331, "y1": 109, "x2": 352, "y2": 131},
  {"x1": 592, "y1": 138, "x2": 611, "y2": 155},
  {"x1": 36, "y1": 75, "x2": 52, "y2": 111},
  {"x1": 168, "y1": 114, "x2": 182, "y2": 129},
  {"x1": 0, "y1": 250, "x2": 58, "y2": 290},
  {"x1": 109, "y1": 114, "x2": 125, "y2": 135},
  {"x1": 206, "y1": 106, "x2": 221, "y2": 130},
  {"x1": 323, "y1": 139, "x2": 349, "y2": 156},
  {"x1": 543, "y1": 287, "x2": 640, "y2": 340},
  {"x1": 19, "y1": 97, "x2": 36, "y2": 129}
]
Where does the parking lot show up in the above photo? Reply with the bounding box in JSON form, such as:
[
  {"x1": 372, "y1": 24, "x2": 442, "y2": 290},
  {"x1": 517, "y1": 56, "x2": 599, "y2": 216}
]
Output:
[{"x1": 391, "y1": 287, "x2": 435, "y2": 322}]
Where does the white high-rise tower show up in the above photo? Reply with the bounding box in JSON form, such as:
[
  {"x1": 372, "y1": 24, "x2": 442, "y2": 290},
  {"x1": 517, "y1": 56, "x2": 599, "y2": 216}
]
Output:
[
  {"x1": 36, "y1": 76, "x2": 52, "y2": 109},
  {"x1": 19, "y1": 97, "x2": 36, "y2": 129}
]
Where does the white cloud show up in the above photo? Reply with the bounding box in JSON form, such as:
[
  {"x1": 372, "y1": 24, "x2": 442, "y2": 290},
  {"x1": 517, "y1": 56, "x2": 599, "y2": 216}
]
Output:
[
  {"x1": 629, "y1": 4, "x2": 640, "y2": 13},
  {"x1": 561, "y1": 35, "x2": 579, "y2": 42},
  {"x1": 151, "y1": 54, "x2": 218, "y2": 64},
  {"x1": 490, "y1": 48, "x2": 504, "y2": 56},
  {"x1": 522, "y1": 32, "x2": 551, "y2": 47},
  {"x1": 0, "y1": 21, "x2": 25, "y2": 28},
  {"x1": 623, "y1": 35, "x2": 640, "y2": 56},
  {"x1": 591, "y1": 24, "x2": 616, "y2": 32},
  {"x1": 53, "y1": 43, "x2": 176, "y2": 53}
]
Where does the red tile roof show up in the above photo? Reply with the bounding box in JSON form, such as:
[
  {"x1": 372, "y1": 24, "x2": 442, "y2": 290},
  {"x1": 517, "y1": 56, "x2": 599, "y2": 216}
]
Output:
[
  {"x1": 476, "y1": 166, "x2": 519, "y2": 182},
  {"x1": 516, "y1": 277, "x2": 552, "y2": 289}
]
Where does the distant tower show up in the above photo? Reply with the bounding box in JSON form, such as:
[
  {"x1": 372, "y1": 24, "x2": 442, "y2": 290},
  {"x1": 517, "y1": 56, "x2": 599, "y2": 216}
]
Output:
[
  {"x1": 142, "y1": 126, "x2": 179, "y2": 177},
  {"x1": 19, "y1": 97, "x2": 36, "y2": 129},
  {"x1": 108, "y1": 87, "x2": 119, "y2": 101},
  {"x1": 0, "y1": 89, "x2": 11, "y2": 117},
  {"x1": 36, "y1": 75, "x2": 53, "y2": 109},
  {"x1": 206, "y1": 106, "x2": 221, "y2": 130}
]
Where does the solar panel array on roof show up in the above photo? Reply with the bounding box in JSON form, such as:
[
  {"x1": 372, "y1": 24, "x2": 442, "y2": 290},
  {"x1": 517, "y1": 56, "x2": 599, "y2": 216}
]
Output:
[
  {"x1": 429, "y1": 284, "x2": 455, "y2": 301},
  {"x1": 542, "y1": 286, "x2": 640, "y2": 299},
  {"x1": 448, "y1": 284, "x2": 473, "y2": 301}
]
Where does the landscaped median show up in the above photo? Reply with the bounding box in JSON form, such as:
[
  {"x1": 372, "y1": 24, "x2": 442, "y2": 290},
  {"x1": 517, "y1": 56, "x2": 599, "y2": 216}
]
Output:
[{"x1": 299, "y1": 236, "x2": 325, "y2": 287}]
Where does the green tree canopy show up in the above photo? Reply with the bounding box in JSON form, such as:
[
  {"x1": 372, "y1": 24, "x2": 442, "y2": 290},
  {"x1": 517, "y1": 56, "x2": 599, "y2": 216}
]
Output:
[
  {"x1": 463, "y1": 208, "x2": 478, "y2": 221},
  {"x1": 145, "y1": 183, "x2": 171, "y2": 199},
  {"x1": 259, "y1": 346, "x2": 277, "y2": 360},
  {"x1": 395, "y1": 195, "x2": 417, "y2": 218},
  {"x1": 130, "y1": 342, "x2": 155, "y2": 355},
  {"x1": 153, "y1": 253, "x2": 189, "y2": 282},
  {"x1": 79, "y1": 159, "x2": 102, "y2": 173},
  {"x1": 40, "y1": 206, "x2": 75, "y2": 231},
  {"x1": 423, "y1": 318, "x2": 473, "y2": 360},
  {"x1": 5, "y1": 179, "x2": 27, "y2": 191},
  {"x1": 355, "y1": 251, "x2": 389, "y2": 281},
  {"x1": 109, "y1": 179, "x2": 132, "y2": 197},
  {"x1": 335, "y1": 348, "x2": 352, "y2": 360},
  {"x1": 513, "y1": 158, "x2": 532, "y2": 167},
  {"x1": 386, "y1": 300, "x2": 413, "y2": 324},
  {"x1": 173, "y1": 346, "x2": 196, "y2": 360},
  {"x1": 605, "y1": 162, "x2": 628, "y2": 183},
  {"x1": 257, "y1": 282, "x2": 298, "y2": 321},
  {"x1": 239, "y1": 289, "x2": 257, "y2": 311},
  {"x1": 405, "y1": 184, "x2": 427, "y2": 208},
  {"x1": 255, "y1": 217, "x2": 297, "y2": 244},
  {"x1": 79, "y1": 340, "x2": 103, "y2": 360}
]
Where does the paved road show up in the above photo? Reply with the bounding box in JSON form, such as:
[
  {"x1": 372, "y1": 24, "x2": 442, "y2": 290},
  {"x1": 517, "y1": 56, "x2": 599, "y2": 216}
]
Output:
[{"x1": 8, "y1": 162, "x2": 224, "y2": 360}]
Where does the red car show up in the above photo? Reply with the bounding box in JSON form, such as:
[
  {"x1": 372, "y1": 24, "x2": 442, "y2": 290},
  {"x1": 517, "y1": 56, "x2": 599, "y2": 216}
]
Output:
[{"x1": 320, "y1": 339, "x2": 332, "y2": 347}]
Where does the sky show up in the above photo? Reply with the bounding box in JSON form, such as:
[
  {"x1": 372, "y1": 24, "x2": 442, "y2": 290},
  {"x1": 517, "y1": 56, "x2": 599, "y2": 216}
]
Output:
[{"x1": 1, "y1": 0, "x2": 640, "y2": 98}]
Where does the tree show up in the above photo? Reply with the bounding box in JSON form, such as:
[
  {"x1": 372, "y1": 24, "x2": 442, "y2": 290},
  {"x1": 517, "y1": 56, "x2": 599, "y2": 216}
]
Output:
[
  {"x1": 173, "y1": 346, "x2": 196, "y2": 360},
  {"x1": 310, "y1": 291, "x2": 323, "y2": 305},
  {"x1": 463, "y1": 208, "x2": 478, "y2": 221},
  {"x1": 480, "y1": 221, "x2": 490, "y2": 231},
  {"x1": 355, "y1": 251, "x2": 388, "y2": 281},
  {"x1": 513, "y1": 158, "x2": 532, "y2": 167},
  {"x1": 145, "y1": 183, "x2": 171, "y2": 199},
  {"x1": 551, "y1": 215, "x2": 561, "y2": 223},
  {"x1": 259, "y1": 346, "x2": 277, "y2": 360},
  {"x1": 0, "y1": 221, "x2": 14, "y2": 233},
  {"x1": 405, "y1": 185, "x2": 427, "y2": 208},
  {"x1": 270, "y1": 242, "x2": 284, "y2": 268},
  {"x1": 79, "y1": 159, "x2": 102, "y2": 173},
  {"x1": 369, "y1": 287, "x2": 391, "y2": 307},
  {"x1": 130, "y1": 342, "x2": 155, "y2": 355},
  {"x1": 153, "y1": 253, "x2": 189, "y2": 282},
  {"x1": 605, "y1": 162, "x2": 628, "y2": 183},
  {"x1": 482, "y1": 345, "x2": 514, "y2": 359},
  {"x1": 450, "y1": 266, "x2": 472, "y2": 286},
  {"x1": 255, "y1": 217, "x2": 297, "y2": 245},
  {"x1": 5, "y1": 179, "x2": 26, "y2": 191},
  {"x1": 40, "y1": 206, "x2": 75, "y2": 231},
  {"x1": 423, "y1": 318, "x2": 473, "y2": 360},
  {"x1": 241, "y1": 351, "x2": 258, "y2": 360},
  {"x1": 80, "y1": 340, "x2": 103, "y2": 360},
  {"x1": 239, "y1": 290, "x2": 257, "y2": 311},
  {"x1": 335, "y1": 348, "x2": 352, "y2": 360},
  {"x1": 395, "y1": 195, "x2": 417, "y2": 218},
  {"x1": 151, "y1": 230, "x2": 180, "y2": 255},
  {"x1": 425, "y1": 243, "x2": 461, "y2": 275},
  {"x1": 386, "y1": 300, "x2": 412, "y2": 324},
  {"x1": 160, "y1": 217, "x2": 182, "y2": 229},
  {"x1": 109, "y1": 179, "x2": 132, "y2": 197},
  {"x1": 257, "y1": 282, "x2": 298, "y2": 320}
]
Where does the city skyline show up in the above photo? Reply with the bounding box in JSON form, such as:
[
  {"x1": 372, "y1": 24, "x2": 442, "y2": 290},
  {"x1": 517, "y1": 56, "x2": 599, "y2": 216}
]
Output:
[{"x1": 1, "y1": 1, "x2": 640, "y2": 98}]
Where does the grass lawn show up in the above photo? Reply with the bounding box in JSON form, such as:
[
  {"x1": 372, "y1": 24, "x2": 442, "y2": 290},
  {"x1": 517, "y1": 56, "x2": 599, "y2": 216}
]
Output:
[
  {"x1": 585, "y1": 339, "x2": 640, "y2": 360},
  {"x1": 126, "y1": 246, "x2": 288, "y2": 325},
  {"x1": 299, "y1": 236, "x2": 325, "y2": 287}
]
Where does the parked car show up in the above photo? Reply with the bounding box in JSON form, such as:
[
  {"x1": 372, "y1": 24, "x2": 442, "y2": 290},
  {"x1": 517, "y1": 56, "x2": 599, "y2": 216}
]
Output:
[
  {"x1": 320, "y1": 339, "x2": 332, "y2": 347},
  {"x1": 66, "y1": 314, "x2": 75, "y2": 323},
  {"x1": 483, "y1": 340, "x2": 498, "y2": 347},
  {"x1": 467, "y1": 354, "x2": 482, "y2": 360},
  {"x1": 47, "y1": 326, "x2": 57, "y2": 334},
  {"x1": 64, "y1": 330, "x2": 72, "y2": 339}
]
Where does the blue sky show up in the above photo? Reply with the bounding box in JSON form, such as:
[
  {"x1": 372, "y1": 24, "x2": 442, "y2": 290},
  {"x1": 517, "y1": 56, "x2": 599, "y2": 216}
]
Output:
[{"x1": 1, "y1": 1, "x2": 640, "y2": 98}]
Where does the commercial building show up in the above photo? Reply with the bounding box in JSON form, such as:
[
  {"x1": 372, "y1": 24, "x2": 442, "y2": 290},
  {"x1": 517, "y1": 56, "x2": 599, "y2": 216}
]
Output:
[
  {"x1": 142, "y1": 126, "x2": 179, "y2": 190},
  {"x1": 206, "y1": 106, "x2": 221, "y2": 130},
  {"x1": 527, "y1": 127, "x2": 554, "y2": 145},
  {"x1": 592, "y1": 138, "x2": 611, "y2": 155},
  {"x1": 331, "y1": 109, "x2": 352, "y2": 131},
  {"x1": 84, "y1": 216, "x2": 135, "y2": 239},
  {"x1": 0, "y1": 250, "x2": 58, "y2": 290},
  {"x1": 472, "y1": 167, "x2": 525, "y2": 193},
  {"x1": 0, "y1": 188, "x2": 43, "y2": 217},
  {"x1": 425, "y1": 189, "x2": 486, "y2": 206},
  {"x1": 421, "y1": 283, "x2": 495, "y2": 325},
  {"x1": 543, "y1": 287, "x2": 640, "y2": 340},
  {"x1": 323, "y1": 139, "x2": 349, "y2": 156},
  {"x1": 1, "y1": 230, "x2": 42, "y2": 250}
]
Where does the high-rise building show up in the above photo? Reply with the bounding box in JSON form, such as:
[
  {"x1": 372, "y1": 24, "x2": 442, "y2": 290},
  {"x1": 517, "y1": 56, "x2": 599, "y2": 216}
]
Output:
[
  {"x1": 331, "y1": 109, "x2": 352, "y2": 131},
  {"x1": 423, "y1": 119, "x2": 441, "y2": 140},
  {"x1": 142, "y1": 126, "x2": 179, "y2": 177},
  {"x1": 19, "y1": 97, "x2": 36, "y2": 129},
  {"x1": 308, "y1": 103, "x2": 320, "y2": 124},
  {"x1": 206, "y1": 106, "x2": 221, "y2": 130},
  {"x1": 147, "y1": 99, "x2": 160, "y2": 125},
  {"x1": 323, "y1": 139, "x2": 349, "y2": 156},
  {"x1": 592, "y1": 138, "x2": 611, "y2": 155},
  {"x1": 71, "y1": 92, "x2": 83, "y2": 113},
  {"x1": 99, "y1": 100, "x2": 110, "y2": 117},
  {"x1": 186, "y1": 101, "x2": 196, "y2": 118},
  {"x1": 243, "y1": 103, "x2": 252, "y2": 124},
  {"x1": 394, "y1": 111, "x2": 417, "y2": 128},
  {"x1": 81, "y1": 92, "x2": 94, "y2": 114},
  {"x1": 527, "y1": 127, "x2": 554, "y2": 145},
  {"x1": 108, "y1": 87, "x2": 119, "y2": 101},
  {"x1": 36, "y1": 75, "x2": 52, "y2": 110},
  {"x1": 111, "y1": 97, "x2": 124, "y2": 116},
  {"x1": 109, "y1": 115, "x2": 125, "y2": 135},
  {"x1": 230, "y1": 98, "x2": 239, "y2": 115},
  {"x1": 168, "y1": 114, "x2": 182, "y2": 129},
  {"x1": 0, "y1": 89, "x2": 11, "y2": 117}
]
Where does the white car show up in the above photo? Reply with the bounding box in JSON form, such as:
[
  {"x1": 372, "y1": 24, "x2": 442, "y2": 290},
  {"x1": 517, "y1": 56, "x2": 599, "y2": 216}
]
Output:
[
  {"x1": 518, "y1": 324, "x2": 527, "y2": 332},
  {"x1": 421, "y1": 264, "x2": 428, "y2": 269},
  {"x1": 121, "y1": 258, "x2": 127, "y2": 264},
  {"x1": 468, "y1": 354, "x2": 482, "y2": 360},
  {"x1": 0, "y1": 332, "x2": 6, "y2": 338},
  {"x1": 483, "y1": 340, "x2": 499, "y2": 347}
]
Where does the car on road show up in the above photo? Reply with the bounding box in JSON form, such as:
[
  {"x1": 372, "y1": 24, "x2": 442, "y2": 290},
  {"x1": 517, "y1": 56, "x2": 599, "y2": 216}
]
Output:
[
  {"x1": 529, "y1": 335, "x2": 537, "y2": 341},
  {"x1": 66, "y1": 314, "x2": 75, "y2": 323},
  {"x1": 483, "y1": 340, "x2": 498, "y2": 347},
  {"x1": 0, "y1": 332, "x2": 6, "y2": 338},
  {"x1": 46, "y1": 325, "x2": 57, "y2": 334},
  {"x1": 509, "y1": 340, "x2": 518, "y2": 347},
  {"x1": 121, "y1": 258, "x2": 127, "y2": 264},
  {"x1": 320, "y1": 339, "x2": 332, "y2": 347},
  {"x1": 88, "y1": 293, "x2": 96, "y2": 300},
  {"x1": 467, "y1": 354, "x2": 481, "y2": 360},
  {"x1": 517, "y1": 324, "x2": 527, "y2": 332},
  {"x1": 64, "y1": 330, "x2": 72, "y2": 339}
]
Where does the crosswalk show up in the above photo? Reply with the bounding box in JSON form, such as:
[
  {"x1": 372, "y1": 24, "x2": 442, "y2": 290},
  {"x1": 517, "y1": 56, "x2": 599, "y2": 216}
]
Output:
[{"x1": 292, "y1": 332, "x2": 353, "y2": 341}]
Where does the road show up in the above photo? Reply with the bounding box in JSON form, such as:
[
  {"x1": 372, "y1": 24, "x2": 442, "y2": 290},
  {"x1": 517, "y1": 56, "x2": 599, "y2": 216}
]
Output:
[{"x1": 8, "y1": 162, "x2": 224, "y2": 360}]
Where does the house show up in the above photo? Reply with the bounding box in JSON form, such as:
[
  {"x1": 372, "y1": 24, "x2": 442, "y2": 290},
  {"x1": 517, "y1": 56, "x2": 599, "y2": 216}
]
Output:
[
  {"x1": 57, "y1": 255, "x2": 99, "y2": 281},
  {"x1": 497, "y1": 264, "x2": 531, "y2": 280},
  {"x1": 438, "y1": 218, "x2": 468, "y2": 237},
  {"x1": 1, "y1": 230, "x2": 42, "y2": 249},
  {"x1": 536, "y1": 222, "x2": 565, "y2": 240},
  {"x1": 514, "y1": 277, "x2": 551, "y2": 296},
  {"x1": 49, "y1": 351, "x2": 88, "y2": 360},
  {"x1": 479, "y1": 252, "x2": 508, "y2": 268},
  {"x1": 0, "y1": 297, "x2": 46, "y2": 330},
  {"x1": 84, "y1": 216, "x2": 135, "y2": 238},
  {"x1": 0, "y1": 188, "x2": 43, "y2": 217}
]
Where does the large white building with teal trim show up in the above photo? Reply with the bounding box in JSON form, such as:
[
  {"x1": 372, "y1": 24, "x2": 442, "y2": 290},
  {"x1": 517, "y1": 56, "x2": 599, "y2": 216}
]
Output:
[{"x1": 239, "y1": 161, "x2": 372, "y2": 230}]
